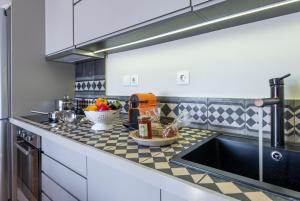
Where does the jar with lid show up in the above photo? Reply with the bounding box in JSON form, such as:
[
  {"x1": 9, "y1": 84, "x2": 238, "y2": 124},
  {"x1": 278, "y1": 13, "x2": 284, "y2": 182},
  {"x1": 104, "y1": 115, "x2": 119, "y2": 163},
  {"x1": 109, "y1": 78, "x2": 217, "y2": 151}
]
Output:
[{"x1": 138, "y1": 116, "x2": 152, "y2": 139}]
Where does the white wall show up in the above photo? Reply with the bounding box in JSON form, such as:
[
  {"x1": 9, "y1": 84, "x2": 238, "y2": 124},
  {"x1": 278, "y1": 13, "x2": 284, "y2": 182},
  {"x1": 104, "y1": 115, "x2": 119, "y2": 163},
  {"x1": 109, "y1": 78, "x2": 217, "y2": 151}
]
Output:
[
  {"x1": 106, "y1": 12, "x2": 300, "y2": 99},
  {"x1": 11, "y1": 0, "x2": 75, "y2": 116},
  {"x1": 0, "y1": 0, "x2": 10, "y2": 7}
]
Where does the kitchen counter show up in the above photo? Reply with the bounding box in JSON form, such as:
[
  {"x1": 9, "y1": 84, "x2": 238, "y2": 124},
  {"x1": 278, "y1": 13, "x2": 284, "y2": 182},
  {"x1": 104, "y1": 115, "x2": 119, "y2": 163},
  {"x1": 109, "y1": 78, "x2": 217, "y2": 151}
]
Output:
[{"x1": 10, "y1": 116, "x2": 289, "y2": 201}]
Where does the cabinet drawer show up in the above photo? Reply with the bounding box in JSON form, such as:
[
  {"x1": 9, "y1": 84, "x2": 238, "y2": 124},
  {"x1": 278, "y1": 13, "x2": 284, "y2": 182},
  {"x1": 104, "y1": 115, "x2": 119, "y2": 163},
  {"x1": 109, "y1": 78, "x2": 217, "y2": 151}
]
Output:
[
  {"x1": 161, "y1": 190, "x2": 187, "y2": 201},
  {"x1": 42, "y1": 193, "x2": 51, "y2": 201},
  {"x1": 42, "y1": 173, "x2": 77, "y2": 201},
  {"x1": 42, "y1": 154, "x2": 87, "y2": 201},
  {"x1": 87, "y1": 158, "x2": 160, "y2": 201},
  {"x1": 42, "y1": 193, "x2": 52, "y2": 201},
  {"x1": 42, "y1": 138, "x2": 87, "y2": 177}
]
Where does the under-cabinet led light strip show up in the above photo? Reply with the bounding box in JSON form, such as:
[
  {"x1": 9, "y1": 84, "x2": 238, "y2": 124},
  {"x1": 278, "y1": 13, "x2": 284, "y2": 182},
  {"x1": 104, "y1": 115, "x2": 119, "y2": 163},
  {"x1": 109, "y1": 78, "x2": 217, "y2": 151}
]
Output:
[{"x1": 94, "y1": 0, "x2": 300, "y2": 54}]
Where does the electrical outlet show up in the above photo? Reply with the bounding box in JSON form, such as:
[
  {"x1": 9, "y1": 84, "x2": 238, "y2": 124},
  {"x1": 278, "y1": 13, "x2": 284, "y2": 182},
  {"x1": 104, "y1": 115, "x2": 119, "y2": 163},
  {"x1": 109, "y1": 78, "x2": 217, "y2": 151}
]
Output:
[
  {"x1": 130, "y1": 74, "x2": 139, "y2": 86},
  {"x1": 123, "y1": 75, "x2": 131, "y2": 86},
  {"x1": 177, "y1": 71, "x2": 190, "y2": 85}
]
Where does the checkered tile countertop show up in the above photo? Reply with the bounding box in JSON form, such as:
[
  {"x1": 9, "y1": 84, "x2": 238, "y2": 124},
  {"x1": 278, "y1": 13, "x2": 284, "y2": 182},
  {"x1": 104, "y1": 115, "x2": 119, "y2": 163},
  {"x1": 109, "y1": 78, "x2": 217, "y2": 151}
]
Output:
[{"x1": 18, "y1": 117, "x2": 289, "y2": 201}]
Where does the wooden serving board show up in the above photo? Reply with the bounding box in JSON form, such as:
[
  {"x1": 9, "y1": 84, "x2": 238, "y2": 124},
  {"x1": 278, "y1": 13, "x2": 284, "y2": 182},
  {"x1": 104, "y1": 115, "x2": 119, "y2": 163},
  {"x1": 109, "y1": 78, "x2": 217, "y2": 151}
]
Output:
[{"x1": 129, "y1": 130, "x2": 179, "y2": 147}]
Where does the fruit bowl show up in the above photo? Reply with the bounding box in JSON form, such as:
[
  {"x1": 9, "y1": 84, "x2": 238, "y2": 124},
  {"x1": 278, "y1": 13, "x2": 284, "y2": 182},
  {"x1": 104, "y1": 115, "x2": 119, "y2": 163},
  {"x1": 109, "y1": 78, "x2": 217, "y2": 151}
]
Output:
[{"x1": 84, "y1": 110, "x2": 119, "y2": 131}]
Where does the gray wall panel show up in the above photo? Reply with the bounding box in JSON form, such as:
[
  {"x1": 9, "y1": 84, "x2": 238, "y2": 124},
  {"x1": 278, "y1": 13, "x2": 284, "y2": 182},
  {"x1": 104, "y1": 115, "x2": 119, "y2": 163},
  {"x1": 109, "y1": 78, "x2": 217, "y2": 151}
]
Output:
[{"x1": 11, "y1": 0, "x2": 75, "y2": 116}]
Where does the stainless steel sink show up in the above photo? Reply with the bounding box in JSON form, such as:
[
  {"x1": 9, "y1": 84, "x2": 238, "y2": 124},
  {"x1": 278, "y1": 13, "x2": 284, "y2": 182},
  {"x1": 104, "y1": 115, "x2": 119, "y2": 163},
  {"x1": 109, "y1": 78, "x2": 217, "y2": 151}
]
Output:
[{"x1": 171, "y1": 134, "x2": 300, "y2": 200}]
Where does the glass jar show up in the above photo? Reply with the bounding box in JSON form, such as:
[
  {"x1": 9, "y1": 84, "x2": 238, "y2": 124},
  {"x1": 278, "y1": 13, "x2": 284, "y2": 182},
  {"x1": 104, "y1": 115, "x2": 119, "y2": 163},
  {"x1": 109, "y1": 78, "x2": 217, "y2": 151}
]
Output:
[{"x1": 138, "y1": 116, "x2": 152, "y2": 139}]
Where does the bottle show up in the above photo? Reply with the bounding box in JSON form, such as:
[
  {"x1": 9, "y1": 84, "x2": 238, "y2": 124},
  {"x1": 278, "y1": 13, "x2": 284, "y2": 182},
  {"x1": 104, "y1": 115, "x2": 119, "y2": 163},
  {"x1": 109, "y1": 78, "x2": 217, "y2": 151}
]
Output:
[{"x1": 138, "y1": 116, "x2": 152, "y2": 139}]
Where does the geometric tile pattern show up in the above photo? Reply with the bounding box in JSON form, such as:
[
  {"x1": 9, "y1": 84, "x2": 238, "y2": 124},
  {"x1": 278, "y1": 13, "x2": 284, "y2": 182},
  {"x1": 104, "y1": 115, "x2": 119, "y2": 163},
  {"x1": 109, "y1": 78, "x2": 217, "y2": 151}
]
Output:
[
  {"x1": 74, "y1": 98, "x2": 95, "y2": 110},
  {"x1": 285, "y1": 104, "x2": 295, "y2": 143},
  {"x1": 245, "y1": 100, "x2": 295, "y2": 142},
  {"x1": 74, "y1": 98, "x2": 129, "y2": 114},
  {"x1": 75, "y1": 59, "x2": 105, "y2": 99},
  {"x1": 18, "y1": 117, "x2": 290, "y2": 201},
  {"x1": 160, "y1": 102, "x2": 179, "y2": 118},
  {"x1": 73, "y1": 96, "x2": 298, "y2": 143},
  {"x1": 178, "y1": 102, "x2": 207, "y2": 125},
  {"x1": 295, "y1": 101, "x2": 300, "y2": 143},
  {"x1": 207, "y1": 99, "x2": 245, "y2": 134},
  {"x1": 119, "y1": 100, "x2": 129, "y2": 114},
  {"x1": 208, "y1": 104, "x2": 245, "y2": 128},
  {"x1": 245, "y1": 105, "x2": 271, "y2": 135},
  {"x1": 75, "y1": 80, "x2": 105, "y2": 92}
]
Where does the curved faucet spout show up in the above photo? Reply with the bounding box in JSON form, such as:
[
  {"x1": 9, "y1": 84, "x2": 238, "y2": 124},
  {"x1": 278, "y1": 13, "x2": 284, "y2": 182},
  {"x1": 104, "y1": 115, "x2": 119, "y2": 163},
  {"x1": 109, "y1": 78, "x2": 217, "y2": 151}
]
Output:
[{"x1": 255, "y1": 98, "x2": 280, "y2": 107}]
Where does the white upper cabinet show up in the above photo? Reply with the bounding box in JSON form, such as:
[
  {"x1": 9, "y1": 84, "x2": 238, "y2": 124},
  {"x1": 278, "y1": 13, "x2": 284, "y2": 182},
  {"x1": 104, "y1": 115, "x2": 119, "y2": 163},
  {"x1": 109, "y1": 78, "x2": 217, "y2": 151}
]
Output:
[
  {"x1": 74, "y1": 0, "x2": 191, "y2": 45},
  {"x1": 192, "y1": 0, "x2": 210, "y2": 6},
  {"x1": 45, "y1": 0, "x2": 74, "y2": 55},
  {"x1": 192, "y1": 0, "x2": 226, "y2": 10}
]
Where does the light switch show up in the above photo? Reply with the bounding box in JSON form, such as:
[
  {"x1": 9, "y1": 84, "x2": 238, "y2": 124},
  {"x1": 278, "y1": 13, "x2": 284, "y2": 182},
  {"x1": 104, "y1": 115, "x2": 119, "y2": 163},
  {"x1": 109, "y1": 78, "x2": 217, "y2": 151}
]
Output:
[
  {"x1": 123, "y1": 75, "x2": 131, "y2": 86},
  {"x1": 177, "y1": 71, "x2": 190, "y2": 85},
  {"x1": 131, "y1": 74, "x2": 139, "y2": 86}
]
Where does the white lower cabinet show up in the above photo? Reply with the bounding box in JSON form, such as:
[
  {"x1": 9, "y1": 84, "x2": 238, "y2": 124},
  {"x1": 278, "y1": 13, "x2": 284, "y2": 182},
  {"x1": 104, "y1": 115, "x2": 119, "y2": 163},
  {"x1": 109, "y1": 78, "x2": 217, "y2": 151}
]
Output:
[
  {"x1": 42, "y1": 154, "x2": 87, "y2": 201},
  {"x1": 42, "y1": 138, "x2": 87, "y2": 177},
  {"x1": 42, "y1": 174, "x2": 78, "y2": 201},
  {"x1": 161, "y1": 190, "x2": 188, "y2": 201},
  {"x1": 41, "y1": 193, "x2": 51, "y2": 201},
  {"x1": 87, "y1": 158, "x2": 160, "y2": 201}
]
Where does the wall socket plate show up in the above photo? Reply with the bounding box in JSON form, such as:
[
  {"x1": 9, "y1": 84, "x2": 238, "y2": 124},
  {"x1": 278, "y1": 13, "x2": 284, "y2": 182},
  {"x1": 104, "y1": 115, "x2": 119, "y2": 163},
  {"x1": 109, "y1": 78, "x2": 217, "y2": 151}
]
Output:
[
  {"x1": 177, "y1": 71, "x2": 190, "y2": 85},
  {"x1": 130, "y1": 74, "x2": 139, "y2": 86},
  {"x1": 123, "y1": 75, "x2": 131, "y2": 86}
]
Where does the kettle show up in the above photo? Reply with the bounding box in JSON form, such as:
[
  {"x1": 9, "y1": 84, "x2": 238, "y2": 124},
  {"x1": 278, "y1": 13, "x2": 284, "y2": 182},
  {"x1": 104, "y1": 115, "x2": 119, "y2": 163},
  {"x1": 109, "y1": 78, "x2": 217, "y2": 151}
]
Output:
[{"x1": 55, "y1": 96, "x2": 73, "y2": 111}]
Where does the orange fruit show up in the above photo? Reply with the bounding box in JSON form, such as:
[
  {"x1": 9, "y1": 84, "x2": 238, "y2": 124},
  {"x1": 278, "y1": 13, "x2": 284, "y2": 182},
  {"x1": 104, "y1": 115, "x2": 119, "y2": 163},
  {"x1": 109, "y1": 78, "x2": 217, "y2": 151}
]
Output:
[
  {"x1": 96, "y1": 98, "x2": 108, "y2": 107},
  {"x1": 85, "y1": 104, "x2": 98, "y2": 111},
  {"x1": 96, "y1": 99, "x2": 104, "y2": 108}
]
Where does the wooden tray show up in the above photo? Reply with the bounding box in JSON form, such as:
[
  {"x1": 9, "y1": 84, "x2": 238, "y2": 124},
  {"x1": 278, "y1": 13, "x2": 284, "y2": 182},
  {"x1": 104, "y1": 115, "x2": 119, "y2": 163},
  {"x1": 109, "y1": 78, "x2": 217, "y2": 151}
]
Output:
[{"x1": 129, "y1": 130, "x2": 179, "y2": 147}]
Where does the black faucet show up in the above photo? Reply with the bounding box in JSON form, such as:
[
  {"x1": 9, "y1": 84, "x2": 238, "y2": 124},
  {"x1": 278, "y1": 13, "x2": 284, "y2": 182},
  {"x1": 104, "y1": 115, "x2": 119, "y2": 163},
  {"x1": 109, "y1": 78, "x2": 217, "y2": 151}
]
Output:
[{"x1": 255, "y1": 73, "x2": 291, "y2": 148}]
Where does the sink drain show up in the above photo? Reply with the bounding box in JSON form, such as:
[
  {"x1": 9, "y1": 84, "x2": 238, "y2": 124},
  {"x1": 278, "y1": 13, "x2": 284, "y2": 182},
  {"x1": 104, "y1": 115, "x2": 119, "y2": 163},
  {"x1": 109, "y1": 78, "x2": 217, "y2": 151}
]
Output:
[{"x1": 271, "y1": 151, "x2": 283, "y2": 162}]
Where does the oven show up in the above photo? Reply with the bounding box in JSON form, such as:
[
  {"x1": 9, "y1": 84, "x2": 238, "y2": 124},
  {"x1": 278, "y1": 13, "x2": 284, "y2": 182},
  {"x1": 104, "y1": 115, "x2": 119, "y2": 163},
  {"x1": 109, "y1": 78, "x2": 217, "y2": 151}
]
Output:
[{"x1": 16, "y1": 128, "x2": 41, "y2": 201}]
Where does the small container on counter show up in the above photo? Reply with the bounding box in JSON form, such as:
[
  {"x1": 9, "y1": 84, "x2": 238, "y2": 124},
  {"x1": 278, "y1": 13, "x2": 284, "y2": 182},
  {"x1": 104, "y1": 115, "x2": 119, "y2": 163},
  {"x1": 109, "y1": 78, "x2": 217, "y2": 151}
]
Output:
[{"x1": 138, "y1": 116, "x2": 152, "y2": 139}]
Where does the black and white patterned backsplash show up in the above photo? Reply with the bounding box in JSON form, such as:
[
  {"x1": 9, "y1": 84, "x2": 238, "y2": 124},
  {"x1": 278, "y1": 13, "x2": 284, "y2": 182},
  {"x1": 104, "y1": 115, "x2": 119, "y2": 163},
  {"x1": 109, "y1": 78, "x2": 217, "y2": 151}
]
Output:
[
  {"x1": 207, "y1": 99, "x2": 245, "y2": 134},
  {"x1": 179, "y1": 102, "x2": 207, "y2": 124},
  {"x1": 75, "y1": 59, "x2": 106, "y2": 98},
  {"x1": 74, "y1": 96, "x2": 300, "y2": 143},
  {"x1": 295, "y1": 102, "x2": 300, "y2": 142},
  {"x1": 75, "y1": 80, "x2": 105, "y2": 92}
]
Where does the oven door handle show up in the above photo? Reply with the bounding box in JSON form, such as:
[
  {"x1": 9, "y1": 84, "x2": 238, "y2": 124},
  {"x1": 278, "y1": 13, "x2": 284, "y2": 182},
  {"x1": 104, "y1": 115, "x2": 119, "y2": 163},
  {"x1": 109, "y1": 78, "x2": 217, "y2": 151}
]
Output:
[{"x1": 15, "y1": 142, "x2": 33, "y2": 156}]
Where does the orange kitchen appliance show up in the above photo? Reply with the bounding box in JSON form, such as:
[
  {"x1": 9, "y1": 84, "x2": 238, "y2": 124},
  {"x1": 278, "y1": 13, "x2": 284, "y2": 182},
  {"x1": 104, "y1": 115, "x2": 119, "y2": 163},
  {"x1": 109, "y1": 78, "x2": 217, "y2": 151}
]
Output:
[{"x1": 128, "y1": 93, "x2": 157, "y2": 129}]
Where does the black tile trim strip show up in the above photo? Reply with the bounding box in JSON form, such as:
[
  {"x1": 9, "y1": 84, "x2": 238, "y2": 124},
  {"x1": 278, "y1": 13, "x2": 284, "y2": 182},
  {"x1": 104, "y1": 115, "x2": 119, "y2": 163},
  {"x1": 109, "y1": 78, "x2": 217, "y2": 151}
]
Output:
[
  {"x1": 246, "y1": 127, "x2": 271, "y2": 134},
  {"x1": 207, "y1": 101, "x2": 245, "y2": 107},
  {"x1": 208, "y1": 122, "x2": 245, "y2": 130}
]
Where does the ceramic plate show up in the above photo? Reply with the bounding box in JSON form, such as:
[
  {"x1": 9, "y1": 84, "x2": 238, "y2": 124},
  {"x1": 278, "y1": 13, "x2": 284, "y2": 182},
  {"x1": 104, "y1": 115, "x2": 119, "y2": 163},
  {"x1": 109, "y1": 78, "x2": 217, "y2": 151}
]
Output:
[{"x1": 129, "y1": 130, "x2": 179, "y2": 147}]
